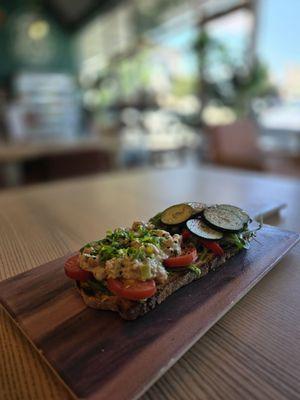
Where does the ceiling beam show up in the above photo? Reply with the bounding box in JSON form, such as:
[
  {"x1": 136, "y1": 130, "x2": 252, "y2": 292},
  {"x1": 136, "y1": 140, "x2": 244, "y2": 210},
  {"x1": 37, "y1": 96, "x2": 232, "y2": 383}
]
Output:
[
  {"x1": 42, "y1": 0, "x2": 124, "y2": 33},
  {"x1": 199, "y1": 0, "x2": 252, "y2": 26}
]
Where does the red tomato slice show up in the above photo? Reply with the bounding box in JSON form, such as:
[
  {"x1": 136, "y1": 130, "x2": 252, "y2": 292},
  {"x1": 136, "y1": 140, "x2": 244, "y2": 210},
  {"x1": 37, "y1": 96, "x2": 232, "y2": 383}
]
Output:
[
  {"x1": 107, "y1": 279, "x2": 156, "y2": 300},
  {"x1": 64, "y1": 254, "x2": 92, "y2": 281},
  {"x1": 181, "y1": 229, "x2": 192, "y2": 241},
  {"x1": 198, "y1": 239, "x2": 224, "y2": 257},
  {"x1": 164, "y1": 246, "x2": 198, "y2": 268}
]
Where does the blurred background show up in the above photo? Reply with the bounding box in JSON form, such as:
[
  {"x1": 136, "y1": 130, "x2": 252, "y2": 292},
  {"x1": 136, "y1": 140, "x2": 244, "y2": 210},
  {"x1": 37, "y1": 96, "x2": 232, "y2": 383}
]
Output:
[{"x1": 0, "y1": 0, "x2": 300, "y2": 189}]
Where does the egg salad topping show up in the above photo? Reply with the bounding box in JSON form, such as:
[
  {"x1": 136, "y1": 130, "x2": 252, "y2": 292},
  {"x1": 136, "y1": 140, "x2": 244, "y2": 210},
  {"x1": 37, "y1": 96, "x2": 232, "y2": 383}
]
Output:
[{"x1": 79, "y1": 221, "x2": 182, "y2": 283}]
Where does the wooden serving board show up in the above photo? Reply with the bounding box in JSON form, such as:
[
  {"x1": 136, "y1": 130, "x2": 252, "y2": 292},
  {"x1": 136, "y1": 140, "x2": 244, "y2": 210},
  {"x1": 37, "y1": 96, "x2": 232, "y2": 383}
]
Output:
[{"x1": 0, "y1": 225, "x2": 299, "y2": 400}]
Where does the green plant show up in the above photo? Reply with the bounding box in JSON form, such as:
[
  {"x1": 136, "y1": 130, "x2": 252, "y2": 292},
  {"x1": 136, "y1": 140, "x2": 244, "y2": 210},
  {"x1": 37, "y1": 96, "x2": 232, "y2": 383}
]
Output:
[{"x1": 194, "y1": 30, "x2": 277, "y2": 118}]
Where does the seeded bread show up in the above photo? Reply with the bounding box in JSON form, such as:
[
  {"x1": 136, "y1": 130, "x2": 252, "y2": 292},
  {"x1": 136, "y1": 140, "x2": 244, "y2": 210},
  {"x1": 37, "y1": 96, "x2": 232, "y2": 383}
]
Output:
[{"x1": 76, "y1": 247, "x2": 239, "y2": 320}]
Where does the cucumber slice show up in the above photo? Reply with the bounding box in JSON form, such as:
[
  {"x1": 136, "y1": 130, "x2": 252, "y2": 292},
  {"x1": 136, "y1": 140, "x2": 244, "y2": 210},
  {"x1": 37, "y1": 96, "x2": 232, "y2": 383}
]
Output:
[
  {"x1": 203, "y1": 204, "x2": 250, "y2": 232},
  {"x1": 186, "y1": 219, "x2": 223, "y2": 240},
  {"x1": 161, "y1": 203, "x2": 193, "y2": 225}
]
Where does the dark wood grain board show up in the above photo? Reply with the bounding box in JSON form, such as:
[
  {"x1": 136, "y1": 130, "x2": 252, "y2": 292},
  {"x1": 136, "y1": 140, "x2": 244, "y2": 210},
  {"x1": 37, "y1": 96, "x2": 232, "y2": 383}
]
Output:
[{"x1": 0, "y1": 225, "x2": 299, "y2": 400}]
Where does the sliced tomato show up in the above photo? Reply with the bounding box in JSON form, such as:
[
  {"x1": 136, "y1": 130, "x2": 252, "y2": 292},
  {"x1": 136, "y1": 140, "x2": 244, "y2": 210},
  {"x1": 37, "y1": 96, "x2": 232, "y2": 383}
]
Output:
[
  {"x1": 164, "y1": 246, "x2": 198, "y2": 268},
  {"x1": 107, "y1": 279, "x2": 156, "y2": 300},
  {"x1": 181, "y1": 229, "x2": 192, "y2": 241},
  {"x1": 64, "y1": 254, "x2": 92, "y2": 281},
  {"x1": 198, "y1": 239, "x2": 224, "y2": 257}
]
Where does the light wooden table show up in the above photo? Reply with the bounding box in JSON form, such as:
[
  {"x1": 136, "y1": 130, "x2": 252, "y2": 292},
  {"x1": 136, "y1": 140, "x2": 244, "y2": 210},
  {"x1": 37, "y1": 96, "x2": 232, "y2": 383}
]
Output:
[{"x1": 0, "y1": 165, "x2": 300, "y2": 400}]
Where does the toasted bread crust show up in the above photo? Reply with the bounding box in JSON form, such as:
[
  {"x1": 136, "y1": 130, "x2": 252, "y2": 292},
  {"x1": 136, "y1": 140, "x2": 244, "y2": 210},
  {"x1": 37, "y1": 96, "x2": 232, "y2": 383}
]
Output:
[{"x1": 77, "y1": 247, "x2": 239, "y2": 320}]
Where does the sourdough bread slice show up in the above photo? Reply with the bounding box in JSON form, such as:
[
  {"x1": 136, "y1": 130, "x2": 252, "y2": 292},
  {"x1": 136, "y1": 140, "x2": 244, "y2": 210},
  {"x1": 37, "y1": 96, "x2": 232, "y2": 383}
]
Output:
[{"x1": 76, "y1": 247, "x2": 240, "y2": 320}]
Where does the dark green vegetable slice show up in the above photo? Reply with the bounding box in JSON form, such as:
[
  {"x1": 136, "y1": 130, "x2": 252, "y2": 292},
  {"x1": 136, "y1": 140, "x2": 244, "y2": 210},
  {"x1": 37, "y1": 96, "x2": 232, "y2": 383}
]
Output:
[
  {"x1": 215, "y1": 204, "x2": 250, "y2": 224},
  {"x1": 187, "y1": 202, "x2": 207, "y2": 215},
  {"x1": 161, "y1": 203, "x2": 193, "y2": 225},
  {"x1": 203, "y1": 204, "x2": 250, "y2": 232},
  {"x1": 186, "y1": 219, "x2": 223, "y2": 240}
]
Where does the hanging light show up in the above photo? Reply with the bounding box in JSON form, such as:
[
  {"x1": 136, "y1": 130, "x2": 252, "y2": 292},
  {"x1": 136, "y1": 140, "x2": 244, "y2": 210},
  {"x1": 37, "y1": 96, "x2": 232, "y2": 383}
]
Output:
[{"x1": 28, "y1": 19, "x2": 49, "y2": 40}]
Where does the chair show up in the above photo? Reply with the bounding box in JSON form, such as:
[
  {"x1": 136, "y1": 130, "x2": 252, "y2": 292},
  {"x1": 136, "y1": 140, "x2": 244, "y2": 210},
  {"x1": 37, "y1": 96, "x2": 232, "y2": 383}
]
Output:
[{"x1": 205, "y1": 119, "x2": 264, "y2": 171}]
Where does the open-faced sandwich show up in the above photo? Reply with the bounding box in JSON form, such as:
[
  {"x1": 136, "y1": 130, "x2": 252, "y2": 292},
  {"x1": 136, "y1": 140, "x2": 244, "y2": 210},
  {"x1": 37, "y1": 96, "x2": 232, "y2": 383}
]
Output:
[{"x1": 64, "y1": 203, "x2": 260, "y2": 320}]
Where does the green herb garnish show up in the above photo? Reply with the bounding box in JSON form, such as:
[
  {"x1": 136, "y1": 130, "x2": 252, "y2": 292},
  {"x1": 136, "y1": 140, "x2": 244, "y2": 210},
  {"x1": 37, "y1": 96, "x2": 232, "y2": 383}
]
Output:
[
  {"x1": 223, "y1": 221, "x2": 262, "y2": 250},
  {"x1": 198, "y1": 248, "x2": 210, "y2": 262},
  {"x1": 79, "y1": 225, "x2": 168, "y2": 263},
  {"x1": 149, "y1": 212, "x2": 163, "y2": 227},
  {"x1": 188, "y1": 264, "x2": 202, "y2": 277},
  {"x1": 86, "y1": 279, "x2": 112, "y2": 295}
]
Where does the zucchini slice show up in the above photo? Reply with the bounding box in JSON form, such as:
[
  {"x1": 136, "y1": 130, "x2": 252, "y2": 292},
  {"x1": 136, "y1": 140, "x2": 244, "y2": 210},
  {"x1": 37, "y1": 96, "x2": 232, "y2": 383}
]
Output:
[
  {"x1": 161, "y1": 203, "x2": 193, "y2": 225},
  {"x1": 203, "y1": 204, "x2": 250, "y2": 232},
  {"x1": 187, "y1": 202, "x2": 207, "y2": 215},
  {"x1": 216, "y1": 204, "x2": 250, "y2": 224},
  {"x1": 186, "y1": 219, "x2": 223, "y2": 240}
]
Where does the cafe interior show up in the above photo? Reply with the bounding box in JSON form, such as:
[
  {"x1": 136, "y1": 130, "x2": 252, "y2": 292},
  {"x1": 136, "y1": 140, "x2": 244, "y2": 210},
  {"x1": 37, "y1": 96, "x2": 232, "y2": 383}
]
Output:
[
  {"x1": 1, "y1": 2, "x2": 300, "y2": 400},
  {"x1": 0, "y1": 0, "x2": 300, "y2": 189}
]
